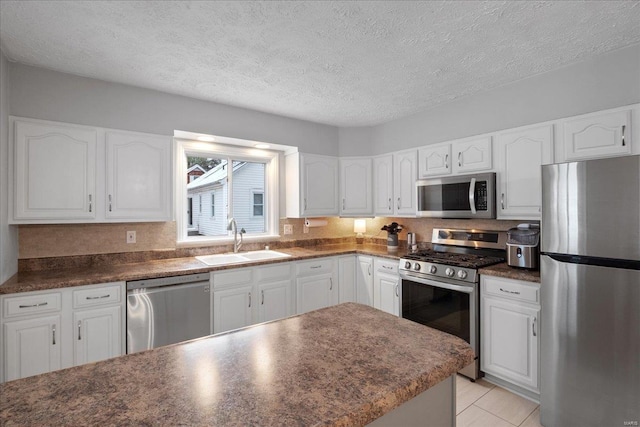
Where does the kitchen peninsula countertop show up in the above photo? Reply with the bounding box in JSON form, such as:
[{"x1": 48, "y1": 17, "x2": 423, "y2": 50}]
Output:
[
  {"x1": 0, "y1": 244, "x2": 401, "y2": 295},
  {"x1": 0, "y1": 303, "x2": 474, "y2": 426}
]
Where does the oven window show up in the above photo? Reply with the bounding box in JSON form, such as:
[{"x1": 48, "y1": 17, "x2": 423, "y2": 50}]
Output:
[{"x1": 402, "y1": 280, "x2": 470, "y2": 343}]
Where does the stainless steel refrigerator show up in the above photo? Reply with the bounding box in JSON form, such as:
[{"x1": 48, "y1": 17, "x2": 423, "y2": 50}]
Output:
[{"x1": 540, "y1": 155, "x2": 640, "y2": 427}]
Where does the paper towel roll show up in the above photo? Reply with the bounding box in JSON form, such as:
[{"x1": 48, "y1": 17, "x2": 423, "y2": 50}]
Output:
[{"x1": 304, "y1": 218, "x2": 328, "y2": 228}]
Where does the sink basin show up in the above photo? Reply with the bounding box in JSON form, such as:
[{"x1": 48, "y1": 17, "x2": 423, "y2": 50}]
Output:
[{"x1": 196, "y1": 250, "x2": 291, "y2": 266}]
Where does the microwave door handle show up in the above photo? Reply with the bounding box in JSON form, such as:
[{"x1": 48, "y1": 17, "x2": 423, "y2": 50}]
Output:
[{"x1": 468, "y1": 177, "x2": 477, "y2": 214}]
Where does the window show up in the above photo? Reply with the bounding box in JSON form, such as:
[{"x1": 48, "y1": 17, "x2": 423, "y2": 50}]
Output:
[
  {"x1": 253, "y1": 192, "x2": 264, "y2": 216},
  {"x1": 176, "y1": 138, "x2": 280, "y2": 243}
]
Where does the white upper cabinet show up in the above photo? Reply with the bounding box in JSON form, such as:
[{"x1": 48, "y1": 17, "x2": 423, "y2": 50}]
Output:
[
  {"x1": 562, "y1": 109, "x2": 632, "y2": 161},
  {"x1": 339, "y1": 158, "x2": 372, "y2": 216},
  {"x1": 495, "y1": 124, "x2": 553, "y2": 220},
  {"x1": 105, "y1": 131, "x2": 172, "y2": 221},
  {"x1": 452, "y1": 136, "x2": 492, "y2": 174},
  {"x1": 10, "y1": 117, "x2": 172, "y2": 223},
  {"x1": 286, "y1": 153, "x2": 339, "y2": 218},
  {"x1": 12, "y1": 119, "x2": 97, "y2": 221},
  {"x1": 373, "y1": 155, "x2": 394, "y2": 216},
  {"x1": 393, "y1": 150, "x2": 418, "y2": 216},
  {"x1": 418, "y1": 144, "x2": 451, "y2": 177}
]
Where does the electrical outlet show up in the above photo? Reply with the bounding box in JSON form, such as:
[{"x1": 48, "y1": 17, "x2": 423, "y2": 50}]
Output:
[
  {"x1": 126, "y1": 230, "x2": 136, "y2": 244},
  {"x1": 283, "y1": 224, "x2": 293, "y2": 235}
]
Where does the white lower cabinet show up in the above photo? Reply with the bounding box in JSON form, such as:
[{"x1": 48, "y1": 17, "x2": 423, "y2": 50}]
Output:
[
  {"x1": 214, "y1": 284, "x2": 254, "y2": 334},
  {"x1": 258, "y1": 280, "x2": 292, "y2": 323},
  {"x1": 373, "y1": 258, "x2": 400, "y2": 316},
  {"x1": 1, "y1": 282, "x2": 125, "y2": 382},
  {"x1": 295, "y1": 257, "x2": 338, "y2": 315},
  {"x1": 338, "y1": 256, "x2": 357, "y2": 303},
  {"x1": 356, "y1": 256, "x2": 374, "y2": 306},
  {"x1": 481, "y1": 276, "x2": 540, "y2": 393}
]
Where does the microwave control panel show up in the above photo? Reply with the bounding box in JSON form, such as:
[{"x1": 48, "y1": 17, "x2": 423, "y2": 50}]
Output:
[{"x1": 476, "y1": 182, "x2": 488, "y2": 210}]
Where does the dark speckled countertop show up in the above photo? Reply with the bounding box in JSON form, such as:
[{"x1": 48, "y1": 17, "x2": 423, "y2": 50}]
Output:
[
  {"x1": 0, "y1": 303, "x2": 474, "y2": 426},
  {"x1": 479, "y1": 262, "x2": 540, "y2": 283},
  {"x1": 0, "y1": 245, "x2": 401, "y2": 295}
]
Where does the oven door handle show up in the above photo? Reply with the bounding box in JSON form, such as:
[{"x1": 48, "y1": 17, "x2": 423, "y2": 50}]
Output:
[
  {"x1": 400, "y1": 272, "x2": 474, "y2": 294},
  {"x1": 468, "y1": 177, "x2": 477, "y2": 215}
]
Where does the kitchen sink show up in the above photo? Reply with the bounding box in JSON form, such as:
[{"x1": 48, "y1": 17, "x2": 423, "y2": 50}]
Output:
[{"x1": 196, "y1": 250, "x2": 291, "y2": 266}]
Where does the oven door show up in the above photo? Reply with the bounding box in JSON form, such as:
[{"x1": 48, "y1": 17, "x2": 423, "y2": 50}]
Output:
[
  {"x1": 416, "y1": 172, "x2": 495, "y2": 219},
  {"x1": 400, "y1": 273, "x2": 478, "y2": 357}
]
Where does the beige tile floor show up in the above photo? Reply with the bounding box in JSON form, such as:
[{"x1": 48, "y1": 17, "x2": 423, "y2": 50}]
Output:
[{"x1": 456, "y1": 375, "x2": 542, "y2": 427}]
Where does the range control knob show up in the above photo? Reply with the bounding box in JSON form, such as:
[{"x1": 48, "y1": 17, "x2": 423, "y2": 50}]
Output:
[
  {"x1": 457, "y1": 270, "x2": 468, "y2": 279},
  {"x1": 404, "y1": 261, "x2": 412, "y2": 269},
  {"x1": 413, "y1": 263, "x2": 421, "y2": 271},
  {"x1": 429, "y1": 265, "x2": 437, "y2": 274},
  {"x1": 445, "y1": 267, "x2": 455, "y2": 277}
]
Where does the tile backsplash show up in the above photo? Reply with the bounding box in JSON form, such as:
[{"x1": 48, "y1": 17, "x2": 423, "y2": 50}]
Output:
[{"x1": 18, "y1": 217, "x2": 528, "y2": 259}]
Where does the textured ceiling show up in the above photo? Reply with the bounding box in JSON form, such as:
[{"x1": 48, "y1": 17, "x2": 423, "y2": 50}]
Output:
[{"x1": 1, "y1": 1, "x2": 639, "y2": 127}]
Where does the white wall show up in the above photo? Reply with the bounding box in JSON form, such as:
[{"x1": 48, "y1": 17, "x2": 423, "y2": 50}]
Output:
[
  {"x1": 8, "y1": 63, "x2": 340, "y2": 156},
  {"x1": 0, "y1": 51, "x2": 19, "y2": 282},
  {"x1": 339, "y1": 44, "x2": 640, "y2": 156}
]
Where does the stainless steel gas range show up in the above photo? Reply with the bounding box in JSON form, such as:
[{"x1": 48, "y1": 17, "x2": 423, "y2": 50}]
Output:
[{"x1": 399, "y1": 228, "x2": 507, "y2": 380}]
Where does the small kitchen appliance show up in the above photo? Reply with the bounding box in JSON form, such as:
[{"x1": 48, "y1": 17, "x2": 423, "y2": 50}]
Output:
[
  {"x1": 399, "y1": 228, "x2": 507, "y2": 380},
  {"x1": 416, "y1": 172, "x2": 496, "y2": 219},
  {"x1": 506, "y1": 224, "x2": 540, "y2": 269}
]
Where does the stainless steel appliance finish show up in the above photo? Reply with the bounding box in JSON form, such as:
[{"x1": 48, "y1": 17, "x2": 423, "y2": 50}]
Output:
[
  {"x1": 399, "y1": 228, "x2": 506, "y2": 380},
  {"x1": 127, "y1": 273, "x2": 211, "y2": 354},
  {"x1": 540, "y1": 155, "x2": 640, "y2": 427},
  {"x1": 506, "y1": 226, "x2": 540, "y2": 269},
  {"x1": 416, "y1": 172, "x2": 496, "y2": 219}
]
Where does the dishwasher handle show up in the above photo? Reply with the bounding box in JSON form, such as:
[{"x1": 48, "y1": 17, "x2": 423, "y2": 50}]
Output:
[{"x1": 127, "y1": 273, "x2": 210, "y2": 291}]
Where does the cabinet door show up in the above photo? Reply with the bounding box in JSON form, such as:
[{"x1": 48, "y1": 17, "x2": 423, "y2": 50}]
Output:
[
  {"x1": 13, "y1": 119, "x2": 97, "y2": 220},
  {"x1": 496, "y1": 125, "x2": 553, "y2": 220},
  {"x1": 105, "y1": 131, "x2": 172, "y2": 221},
  {"x1": 481, "y1": 296, "x2": 539, "y2": 391},
  {"x1": 373, "y1": 155, "x2": 394, "y2": 216},
  {"x1": 356, "y1": 256, "x2": 374, "y2": 306},
  {"x1": 452, "y1": 137, "x2": 492, "y2": 174},
  {"x1": 374, "y1": 272, "x2": 400, "y2": 316},
  {"x1": 301, "y1": 154, "x2": 339, "y2": 216},
  {"x1": 340, "y1": 158, "x2": 372, "y2": 215},
  {"x1": 74, "y1": 305, "x2": 122, "y2": 366},
  {"x1": 563, "y1": 109, "x2": 631, "y2": 161},
  {"x1": 296, "y1": 273, "x2": 334, "y2": 314},
  {"x1": 4, "y1": 315, "x2": 61, "y2": 381},
  {"x1": 258, "y1": 280, "x2": 293, "y2": 323},
  {"x1": 393, "y1": 150, "x2": 418, "y2": 216},
  {"x1": 338, "y1": 256, "x2": 356, "y2": 303},
  {"x1": 418, "y1": 144, "x2": 451, "y2": 177},
  {"x1": 213, "y1": 285, "x2": 254, "y2": 333}
]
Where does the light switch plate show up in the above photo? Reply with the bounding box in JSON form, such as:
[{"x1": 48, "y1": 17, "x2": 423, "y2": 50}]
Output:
[{"x1": 283, "y1": 224, "x2": 293, "y2": 235}]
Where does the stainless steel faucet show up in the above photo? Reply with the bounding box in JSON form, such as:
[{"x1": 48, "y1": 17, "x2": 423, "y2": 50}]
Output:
[{"x1": 227, "y1": 218, "x2": 245, "y2": 253}]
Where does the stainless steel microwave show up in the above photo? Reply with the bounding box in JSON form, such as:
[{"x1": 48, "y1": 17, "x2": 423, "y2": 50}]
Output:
[{"x1": 416, "y1": 172, "x2": 496, "y2": 219}]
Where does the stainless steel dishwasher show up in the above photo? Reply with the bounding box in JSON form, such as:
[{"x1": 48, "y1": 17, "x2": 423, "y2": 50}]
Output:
[{"x1": 126, "y1": 273, "x2": 211, "y2": 354}]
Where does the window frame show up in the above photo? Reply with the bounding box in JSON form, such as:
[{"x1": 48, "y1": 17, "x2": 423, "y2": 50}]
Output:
[
  {"x1": 175, "y1": 138, "x2": 280, "y2": 245},
  {"x1": 210, "y1": 193, "x2": 215, "y2": 218},
  {"x1": 252, "y1": 191, "x2": 264, "y2": 217}
]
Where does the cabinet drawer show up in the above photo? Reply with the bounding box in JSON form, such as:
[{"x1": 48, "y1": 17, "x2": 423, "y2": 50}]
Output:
[
  {"x1": 482, "y1": 276, "x2": 539, "y2": 304},
  {"x1": 256, "y1": 263, "x2": 291, "y2": 282},
  {"x1": 296, "y1": 258, "x2": 334, "y2": 276},
  {"x1": 214, "y1": 268, "x2": 253, "y2": 288},
  {"x1": 73, "y1": 283, "x2": 122, "y2": 309},
  {"x1": 3, "y1": 292, "x2": 62, "y2": 318},
  {"x1": 374, "y1": 259, "x2": 398, "y2": 275}
]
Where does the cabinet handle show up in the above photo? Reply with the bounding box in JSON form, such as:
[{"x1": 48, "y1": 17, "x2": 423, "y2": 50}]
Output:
[
  {"x1": 88, "y1": 194, "x2": 92, "y2": 212},
  {"x1": 388, "y1": 198, "x2": 391, "y2": 211},
  {"x1": 329, "y1": 277, "x2": 333, "y2": 291},
  {"x1": 368, "y1": 264, "x2": 372, "y2": 276},
  {"x1": 382, "y1": 265, "x2": 393, "y2": 270},
  {"x1": 248, "y1": 292, "x2": 251, "y2": 308},
  {"x1": 108, "y1": 194, "x2": 112, "y2": 212},
  {"x1": 18, "y1": 302, "x2": 48, "y2": 308},
  {"x1": 622, "y1": 125, "x2": 626, "y2": 146},
  {"x1": 499, "y1": 287, "x2": 520, "y2": 295},
  {"x1": 395, "y1": 284, "x2": 399, "y2": 297},
  {"x1": 86, "y1": 294, "x2": 110, "y2": 300},
  {"x1": 304, "y1": 198, "x2": 307, "y2": 210},
  {"x1": 458, "y1": 152, "x2": 462, "y2": 167},
  {"x1": 397, "y1": 197, "x2": 400, "y2": 210},
  {"x1": 52, "y1": 325, "x2": 56, "y2": 345},
  {"x1": 78, "y1": 320, "x2": 82, "y2": 340},
  {"x1": 261, "y1": 290, "x2": 264, "y2": 305},
  {"x1": 445, "y1": 154, "x2": 449, "y2": 169},
  {"x1": 501, "y1": 193, "x2": 505, "y2": 210},
  {"x1": 310, "y1": 265, "x2": 322, "y2": 269},
  {"x1": 532, "y1": 317, "x2": 537, "y2": 337},
  {"x1": 342, "y1": 198, "x2": 345, "y2": 210}
]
